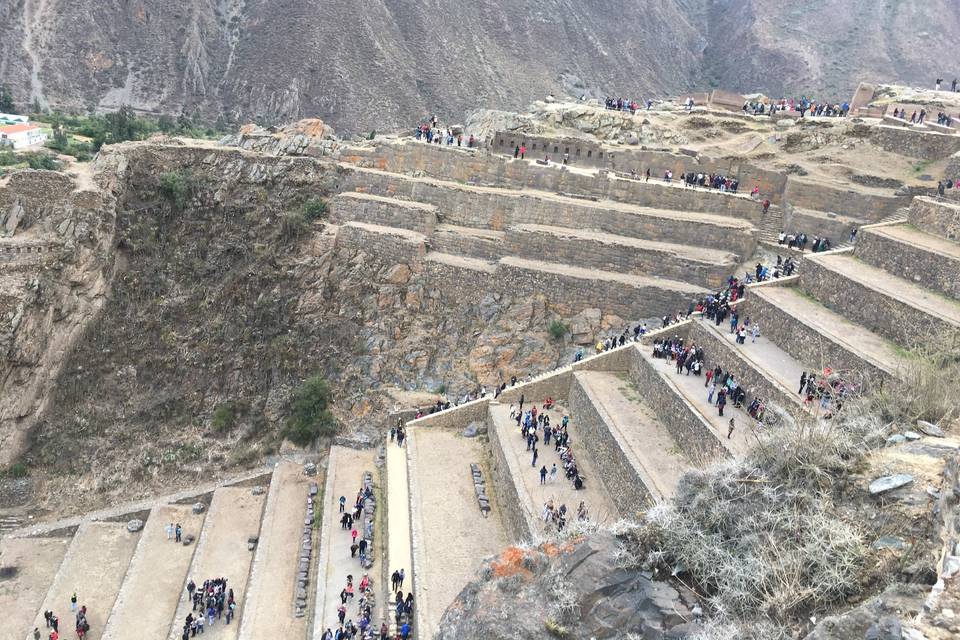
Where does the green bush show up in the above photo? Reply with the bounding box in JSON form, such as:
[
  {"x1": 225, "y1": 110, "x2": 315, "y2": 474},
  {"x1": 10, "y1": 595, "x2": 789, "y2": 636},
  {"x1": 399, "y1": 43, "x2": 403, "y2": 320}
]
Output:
[
  {"x1": 302, "y1": 198, "x2": 328, "y2": 221},
  {"x1": 158, "y1": 170, "x2": 193, "y2": 208},
  {"x1": 0, "y1": 149, "x2": 17, "y2": 166},
  {"x1": 283, "y1": 375, "x2": 337, "y2": 446},
  {"x1": 2, "y1": 462, "x2": 29, "y2": 478},
  {"x1": 548, "y1": 320, "x2": 568, "y2": 340},
  {"x1": 211, "y1": 401, "x2": 241, "y2": 434},
  {"x1": 25, "y1": 154, "x2": 60, "y2": 170}
]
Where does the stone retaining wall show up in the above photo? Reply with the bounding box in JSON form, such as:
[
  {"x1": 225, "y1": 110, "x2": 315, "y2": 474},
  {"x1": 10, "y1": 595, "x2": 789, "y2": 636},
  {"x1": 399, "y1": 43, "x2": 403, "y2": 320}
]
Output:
[
  {"x1": 342, "y1": 166, "x2": 757, "y2": 257},
  {"x1": 497, "y1": 258, "x2": 703, "y2": 319},
  {"x1": 801, "y1": 253, "x2": 954, "y2": 349},
  {"x1": 568, "y1": 374, "x2": 654, "y2": 517},
  {"x1": 687, "y1": 321, "x2": 799, "y2": 416},
  {"x1": 857, "y1": 227, "x2": 960, "y2": 299},
  {"x1": 330, "y1": 193, "x2": 438, "y2": 235},
  {"x1": 429, "y1": 228, "x2": 505, "y2": 260},
  {"x1": 485, "y1": 403, "x2": 535, "y2": 541},
  {"x1": 335, "y1": 222, "x2": 701, "y2": 321},
  {"x1": 784, "y1": 179, "x2": 908, "y2": 221},
  {"x1": 334, "y1": 222, "x2": 427, "y2": 264},
  {"x1": 909, "y1": 197, "x2": 960, "y2": 241},
  {"x1": 504, "y1": 225, "x2": 732, "y2": 289},
  {"x1": 624, "y1": 344, "x2": 729, "y2": 466},
  {"x1": 861, "y1": 123, "x2": 960, "y2": 160},
  {"x1": 406, "y1": 398, "x2": 491, "y2": 430},
  {"x1": 785, "y1": 208, "x2": 861, "y2": 244},
  {"x1": 346, "y1": 143, "x2": 766, "y2": 221},
  {"x1": 743, "y1": 287, "x2": 893, "y2": 384}
]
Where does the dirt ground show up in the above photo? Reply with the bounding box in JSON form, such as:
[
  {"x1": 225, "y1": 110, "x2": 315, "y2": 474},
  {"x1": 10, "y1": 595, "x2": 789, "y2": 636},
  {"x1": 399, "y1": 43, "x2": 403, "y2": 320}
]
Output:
[
  {"x1": 406, "y1": 428, "x2": 510, "y2": 638},
  {"x1": 0, "y1": 536, "x2": 70, "y2": 638}
]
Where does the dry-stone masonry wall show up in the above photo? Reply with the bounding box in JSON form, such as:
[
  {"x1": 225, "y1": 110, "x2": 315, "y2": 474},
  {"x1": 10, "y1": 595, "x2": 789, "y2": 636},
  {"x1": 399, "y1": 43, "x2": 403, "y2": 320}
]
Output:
[
  {"x1": 624, "y1": 341, "x2": 730, "y2": 466},
  {"x1": 743, "y1": 287, "x2": 894, "y2": 384},
  {"x1": 856, "y1": 226, "x2": 960, "y2": 300},
  {"x1": 330, "y1": 192, "x2": 438, "y2": 235},
  {"x1": 910, "y1": 197, "x2": 960, "y2": 241}
]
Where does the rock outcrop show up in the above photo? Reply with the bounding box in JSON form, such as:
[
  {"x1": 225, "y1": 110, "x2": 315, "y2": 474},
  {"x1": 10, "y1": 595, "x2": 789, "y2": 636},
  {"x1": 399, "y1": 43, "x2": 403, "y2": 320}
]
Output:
[{"x1": 437, "y1": 531, "x2": 700, "y2": 640}]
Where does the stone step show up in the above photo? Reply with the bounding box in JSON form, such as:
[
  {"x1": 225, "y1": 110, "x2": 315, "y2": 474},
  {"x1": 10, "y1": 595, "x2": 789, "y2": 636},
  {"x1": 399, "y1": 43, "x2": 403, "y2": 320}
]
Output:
[
  {"x1": 856, "y1": 222, "x2": 960, "y2": 300},
  {"x1": 746, "y1": 284, "x2": 907, "y2": 382},
  {"x1": 28, "y1": 522, "x2": 141, "y2": 640},
  {"x1": 801, "y1": 250, "x2": 960, "y2": 349},
  {"x1": 0, "y1": 535, "x2": 71, "y2": 638},
  {"x1": 330, "y1": 192, "x2": 439, "y2": 236},
  {"x1": 687, "y1": 319, "x2": 808, "y2": 417},
  {"x1": 626, "y1": 343, "x2": 748, "y2": 462},
  {"x1": 504, "y1": 223, "x2": 737, "y2": 288},
  {"x1": 572, "y1": 370, "x2": 693, "y2": 507},
  {"x1": 239, "y1": 461, "x2": 315, "y2": 640},
  {"x1": 102, "y1": 504, "x2": 206, "y2": 640},
  {"x1": 166, "y1": 486, "x2": 267, "y2": 640}
]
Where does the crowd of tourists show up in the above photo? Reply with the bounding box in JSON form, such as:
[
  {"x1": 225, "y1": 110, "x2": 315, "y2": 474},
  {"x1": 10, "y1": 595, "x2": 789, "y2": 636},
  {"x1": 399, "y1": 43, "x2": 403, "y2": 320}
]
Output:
[
  {"x1": 604, "y1": 96, "x2": 653, "y2": 112},
  {"x1": 743, "y1": 97, "x2": 849, "y2": 118},
  {"x1": 512, "y1": 400, "x2": 587, "y2": 495},
  {"x1": 673, "y1": 171, "x2": 740, "y2": 193},
  {"x1": 414, "y1": 116, "x2": 476, "y2": 148},
  {"x1": 777, "y1": 231, "x2": 833, "y2": 253},
  {"x1": 181, "y1": 577, "x2": 235, "y2": 638},
  {"x1": 319, "y1": 482, "x2": 391, "y2": 640}
]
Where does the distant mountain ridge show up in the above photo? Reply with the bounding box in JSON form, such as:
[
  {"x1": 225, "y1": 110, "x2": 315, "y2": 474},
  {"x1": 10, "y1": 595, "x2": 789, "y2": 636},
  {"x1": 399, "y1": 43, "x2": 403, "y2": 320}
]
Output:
[{"x1": 1, "y1": 0, "x2": 958, "y2": 133}]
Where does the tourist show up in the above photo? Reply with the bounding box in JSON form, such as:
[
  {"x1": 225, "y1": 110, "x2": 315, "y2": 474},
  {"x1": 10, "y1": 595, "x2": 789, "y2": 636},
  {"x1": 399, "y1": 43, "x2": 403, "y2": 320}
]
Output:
[
  {"x1": 520, "y1": 143, "x2": 526, "y2": 159},
  {"x1": 539, "y1": 465, "x2": 547, "y2": 484},
  {"x1": 727, "y1": 418, "x2": 735, "y2": 440}
]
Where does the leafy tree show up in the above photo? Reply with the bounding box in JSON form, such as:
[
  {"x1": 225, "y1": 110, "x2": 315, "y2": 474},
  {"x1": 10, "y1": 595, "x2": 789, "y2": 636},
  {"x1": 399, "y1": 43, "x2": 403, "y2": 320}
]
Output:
[
  {"x1": 31, "y1": 97, "x2": 43, "y2": 115},
  {"x1": 0, "y1": 85, "x2": 15, "y2": 113},
  {"x1": 283, "y1": 376, "x2": 337, "y2": 446},
  {"x1": 25, "y1": 154, "x2": 60, "y2": 170}
]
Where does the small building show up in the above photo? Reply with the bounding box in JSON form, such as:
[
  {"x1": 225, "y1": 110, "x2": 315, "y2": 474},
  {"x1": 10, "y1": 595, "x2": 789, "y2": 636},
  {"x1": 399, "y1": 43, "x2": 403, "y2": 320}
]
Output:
[
  {"x1": 0, "y1": 113, "x2": 29, "y2": 126},
  {"x1": 0, "y1": 123, "x2": 47, "y2": 149}
]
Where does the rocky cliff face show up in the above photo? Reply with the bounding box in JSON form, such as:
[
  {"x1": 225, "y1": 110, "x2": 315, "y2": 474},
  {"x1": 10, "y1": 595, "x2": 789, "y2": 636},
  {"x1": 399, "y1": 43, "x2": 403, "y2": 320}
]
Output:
[
  {"x1": 2, "y1": 1, "x2": 958, "y2": 133},
  {"x1": 5, "y1": 141, "x2": 605, "y2": 514}
]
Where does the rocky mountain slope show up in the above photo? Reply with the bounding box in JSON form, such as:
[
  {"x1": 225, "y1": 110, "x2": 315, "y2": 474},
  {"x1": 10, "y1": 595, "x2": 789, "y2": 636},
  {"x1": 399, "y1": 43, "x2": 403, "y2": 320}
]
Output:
[{"x1": 2, "y1": 1, "x2": 958, "y2": 133}]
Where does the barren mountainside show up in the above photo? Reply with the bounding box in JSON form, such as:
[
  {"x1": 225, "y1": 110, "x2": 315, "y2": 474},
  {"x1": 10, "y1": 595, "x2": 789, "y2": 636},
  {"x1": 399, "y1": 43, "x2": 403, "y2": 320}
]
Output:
[{"x1": 2, "y1": 0, "x2": 959, "y2": 133}]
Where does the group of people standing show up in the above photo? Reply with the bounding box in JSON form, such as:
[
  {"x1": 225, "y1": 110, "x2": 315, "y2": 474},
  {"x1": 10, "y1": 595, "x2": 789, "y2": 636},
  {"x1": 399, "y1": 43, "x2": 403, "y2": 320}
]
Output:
[
  {"x1": 678, "y1": 171, "x2": 740, "y2": 193},
  {"x1": 182, "y1": 577, "x2": 235, "y2": 638},
  {"x1": 777, "y1": 231, "x2": 832, "y2": 253}
]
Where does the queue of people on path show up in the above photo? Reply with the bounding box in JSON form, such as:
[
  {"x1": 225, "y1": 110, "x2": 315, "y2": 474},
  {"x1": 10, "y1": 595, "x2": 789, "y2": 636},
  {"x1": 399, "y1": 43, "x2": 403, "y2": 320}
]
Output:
[
  {"x1": 182, "y1": 577, "x2": 235, "y2": 638},
  {"x1": 321, "y1": 482, "x2": 380, "y2": 640}
]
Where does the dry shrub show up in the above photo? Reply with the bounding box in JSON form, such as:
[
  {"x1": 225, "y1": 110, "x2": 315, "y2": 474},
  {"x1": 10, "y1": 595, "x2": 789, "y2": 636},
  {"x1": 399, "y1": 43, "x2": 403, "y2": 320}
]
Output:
[
  {"x1": 631, "y1": 341, "x2": 960, "y2": 636},
  {"x1": 869, "y1": 331, "x2": 960, "y2": 426}
]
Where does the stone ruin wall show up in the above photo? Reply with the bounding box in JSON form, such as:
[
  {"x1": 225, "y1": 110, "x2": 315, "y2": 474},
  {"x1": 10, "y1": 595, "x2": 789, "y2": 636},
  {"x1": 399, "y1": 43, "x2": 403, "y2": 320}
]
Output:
[
  {"x1": 339, "y1": 167, "x2": 758, "y2": 258},
  {"x1": 342, "y1": 144, "x2": 766, "y2": 222},
  {"x1": 910, "y1": 196, "x2": 960, "y2": 241},
  {"x1": 856, "y1": 225, "x2": 960, "y2": 299}
]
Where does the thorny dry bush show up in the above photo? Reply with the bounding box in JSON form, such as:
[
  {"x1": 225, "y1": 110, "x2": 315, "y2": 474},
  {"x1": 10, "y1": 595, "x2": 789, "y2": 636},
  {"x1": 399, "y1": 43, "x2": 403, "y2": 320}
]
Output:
[{"x1": 623, "y1": 341, "x2": 960, "y2": 639}]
